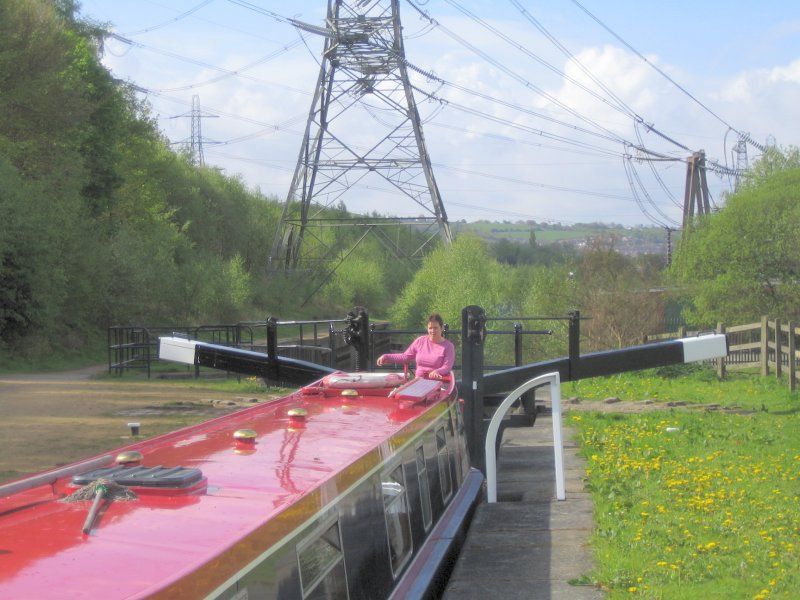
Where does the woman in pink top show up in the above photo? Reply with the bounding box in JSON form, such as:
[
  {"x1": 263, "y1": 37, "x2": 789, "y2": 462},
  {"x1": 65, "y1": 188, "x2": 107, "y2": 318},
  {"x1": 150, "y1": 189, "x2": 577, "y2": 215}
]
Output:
[{"x1": 377, "y1": 313, "x2": 455, "y2": 380}]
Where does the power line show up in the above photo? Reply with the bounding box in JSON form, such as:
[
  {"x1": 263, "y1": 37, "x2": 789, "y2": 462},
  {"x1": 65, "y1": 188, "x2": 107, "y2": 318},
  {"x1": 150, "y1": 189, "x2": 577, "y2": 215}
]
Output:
[
  {"x1": 634, "y1": 122, "x2": 683, "y2": 209},
  {"x1": 625, "y1": 155, "x2": 680, "y2": 227},
  {"x1": 446, "y1": 0, "x2": 639, "y2": 121},
  {"x1": 134, "y1": 86, "x2": 308, "y2": 136},
  {"x1": 153, "y1": 39, "x2": 305, "y2": 93},
  {"x1": 623, "y1": 156, "x2": 669, "y2": 228},
  {"x1": 122, "y1": 0, "x2": 214, "y2": 35},
  {"x1": 400, "y1": 3, "x2": 699, "y2": 165},
  {"x1": 132, "y1": 0, "x2": 293, "y2": 43},
  {"x1": 224, "y1": 0, "x2": 295, "y2": 26},
  {"x1": 404, "y1": 0, "x2": 634, "y2": 147},
  {"x1": 106, "y1": 33, "x2": 310, "y2": 97},
  {"x1": 568, "y1": 0, "x2": 767, "y2": 153},
  {"x1": 434, "y1": 163, "x2": 642, "y2": 203},
  {"x1": 506, "y1": 0, "x2": 637, "y2": 119},
  {"x1": 440, "y1": 0, "x2": 721, "y2": 164}
]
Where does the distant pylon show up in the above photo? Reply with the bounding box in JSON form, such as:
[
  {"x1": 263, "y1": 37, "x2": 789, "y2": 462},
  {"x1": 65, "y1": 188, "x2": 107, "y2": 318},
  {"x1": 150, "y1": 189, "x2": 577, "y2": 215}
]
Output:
[
  {"x1": 190, "y1": 95, "x2": 205, "y2": 166},
  {"x1": 170, "y1": 95, "x2": 218, "y2": 166},
  {"x1": 732, "y1": 133, "x2": 749, "y2": 191},
  {"x1": 270, "y1": 0, "x2": 452, "y2": 280}
]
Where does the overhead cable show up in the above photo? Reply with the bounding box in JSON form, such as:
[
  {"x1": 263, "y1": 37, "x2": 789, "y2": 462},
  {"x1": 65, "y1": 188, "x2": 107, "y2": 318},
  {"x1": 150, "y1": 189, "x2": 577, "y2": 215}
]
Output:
[
  {"x1": 626, "y1": 154, "x2": 680, "y2": 226},
  {"x1": 435, "y1": 163, "x2": 641, "y2": 203},
  {"x1": 225, "y1": 0, "x2": 296, "y2": 26},
  {"x1": 154, "y1": 40, "x2": 305, "y2": 93},
  {"x1": 404, "y1": 0, "x2": 632, "y2": 146},
  {"x1": 507, "y1": 0, "x2": 705, "y2": 158},
  {"x1": 445, "y1": 0, "x2": 637, "y2": 119},
  {"x1": 634, "y1": 122, "x2": 683, "y2": 209},
  {"x1": 107, "y1": 32, "x2": 310, "y2": 96},
  {"x1": 506, "y1": 0, "x2": 636, "y2": 117},
  {"x1": 623, "y1": 156, "x2": 669, "y2": 228},
  {"x1": 569, "y1": 0, "x2": 767, "y2": 152},
  {"x1": 411, "y1": 84, "x2": 623, "y2": 158},
  {"x1": 122, "y1": 0, "x2": 214, "y2": 36}
]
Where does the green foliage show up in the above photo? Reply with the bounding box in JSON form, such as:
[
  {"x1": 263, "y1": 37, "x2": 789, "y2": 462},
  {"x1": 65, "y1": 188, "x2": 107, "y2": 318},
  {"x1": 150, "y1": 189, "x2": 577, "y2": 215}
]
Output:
[
  {"x1": 742, "y1": 145, "x2": 800, "y2": 186},
  {"x1": 564, "y1": 367, "x2": 796, "y2": 411},
  {"x1": 0, "y1": 1, "x2": 282, "y2": 356},
  {"x1": 321, "y1": 254, "x2": 387, "y2": 313},
  {"x1": 570, "y1": 380, "x2": 800, "y2": 597},
  {"x1": 575, "y1": 237, "x2": 665, "y2": 349},
  {"x1": 490, "y1": 237, "x2": 575, "y2": 267},
  {"x1": 671, "y1": 154, "x2": 800, "y2": 324},
  {"x1": 391, "y1": 235, "x2": 504, "y2": 328},
  {"x1": 505, "y1": 264, "x2": 576, "y2": 358}
]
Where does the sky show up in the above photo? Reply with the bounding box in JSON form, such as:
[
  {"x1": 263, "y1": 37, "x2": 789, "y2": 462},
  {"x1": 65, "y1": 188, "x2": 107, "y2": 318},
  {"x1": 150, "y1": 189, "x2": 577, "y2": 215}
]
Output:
[{"x1": 78, "y1": 0, "x2": 800, "y2": 226}]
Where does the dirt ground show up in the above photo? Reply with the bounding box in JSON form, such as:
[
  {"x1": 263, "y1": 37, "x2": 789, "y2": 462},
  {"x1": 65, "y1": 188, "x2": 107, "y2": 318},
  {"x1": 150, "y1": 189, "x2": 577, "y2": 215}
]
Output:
[{"x1": 0, "y1": 366, "x2": 284, "y2": 483}]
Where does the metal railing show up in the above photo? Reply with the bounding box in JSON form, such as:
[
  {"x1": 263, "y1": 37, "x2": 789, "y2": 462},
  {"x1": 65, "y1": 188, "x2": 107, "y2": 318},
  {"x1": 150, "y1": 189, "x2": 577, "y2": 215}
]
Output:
[
  {"x1": 367, "y1": 320, "x2": 554, "y2": 374},
  {"x1": 484, "y1": 372, "x2": 564, "y2": 503},
  {"x1": 108, "y1": 324, "x2": 255, "y2": 377},
  {"x1": 109, "y1": 317, "x2": 363, "y2": 377}
]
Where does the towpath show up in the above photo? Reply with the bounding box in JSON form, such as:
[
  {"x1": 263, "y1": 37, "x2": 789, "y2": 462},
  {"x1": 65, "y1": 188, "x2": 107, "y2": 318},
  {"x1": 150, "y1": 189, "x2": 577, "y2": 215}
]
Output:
[{"x1": 444, "y1": 396, "x2": 604, "y2": 599}]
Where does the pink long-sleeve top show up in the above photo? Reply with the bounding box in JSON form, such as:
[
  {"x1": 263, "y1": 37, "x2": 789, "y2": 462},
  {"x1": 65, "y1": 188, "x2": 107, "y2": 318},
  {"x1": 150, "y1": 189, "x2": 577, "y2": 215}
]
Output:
[{"x1": 380, "y1": 335, "x2": 456, "y2": 379}]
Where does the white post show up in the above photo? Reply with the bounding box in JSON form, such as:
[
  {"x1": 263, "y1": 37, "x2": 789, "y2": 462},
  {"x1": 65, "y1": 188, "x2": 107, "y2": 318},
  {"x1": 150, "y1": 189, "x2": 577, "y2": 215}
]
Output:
[
  {"x1": 551, "y1": 375, "x2": 565, "y2": 500},
  {"x1": 485, "y1": 372, "x2": 565, "y2": 503}
]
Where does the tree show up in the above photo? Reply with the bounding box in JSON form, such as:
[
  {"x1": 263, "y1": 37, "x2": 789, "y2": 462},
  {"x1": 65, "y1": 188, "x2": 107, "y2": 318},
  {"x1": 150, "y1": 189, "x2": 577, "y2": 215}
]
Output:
[
  {"x1": 742, "y1": 146, "x2": 800, "y2": 186},
  {"x1": 575, "y1": 237, "x2": 664, "y2": 349},
  {"x1": 506, "y1": 264, "x2": 577, "y2": 359},
  {"x1": 671, "y1": 150, "x2": 800, "y2": 324},
  {"x1": 391, "y1": 235, "x2": 504, "y2": 329}
]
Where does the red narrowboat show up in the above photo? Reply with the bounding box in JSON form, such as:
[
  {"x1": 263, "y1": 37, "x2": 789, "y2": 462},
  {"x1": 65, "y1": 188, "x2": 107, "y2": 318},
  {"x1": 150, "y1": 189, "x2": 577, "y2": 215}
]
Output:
[{"x1": 0, "y1": 342, "x2": 482, "y2": 599}]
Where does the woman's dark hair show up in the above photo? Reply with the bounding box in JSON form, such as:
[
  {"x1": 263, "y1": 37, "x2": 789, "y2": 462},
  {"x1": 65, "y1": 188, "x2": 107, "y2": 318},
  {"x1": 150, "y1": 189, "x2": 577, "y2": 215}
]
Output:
[{"x1": 427, "y1": 313, "x2": 444, "y2": 328}]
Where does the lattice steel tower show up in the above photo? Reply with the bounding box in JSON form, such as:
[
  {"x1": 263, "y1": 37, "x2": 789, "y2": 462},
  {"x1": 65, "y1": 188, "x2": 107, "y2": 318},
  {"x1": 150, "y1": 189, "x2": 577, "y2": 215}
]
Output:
[
  {"x1": 732, "y1": 132, "x2": 749, "y2": 191},
  {"x1": 270, "y1": 0, "x2": 452, "y2": 277},
  {"x1": 190, "y1": 95, "x2": 205, "y2": 166}
]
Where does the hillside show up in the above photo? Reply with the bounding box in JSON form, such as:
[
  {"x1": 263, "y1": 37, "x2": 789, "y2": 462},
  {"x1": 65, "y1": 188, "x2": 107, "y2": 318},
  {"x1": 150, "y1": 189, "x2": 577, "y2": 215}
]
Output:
[{"x1": 451, "y1": 220, "x2": 667, "y2": 255}]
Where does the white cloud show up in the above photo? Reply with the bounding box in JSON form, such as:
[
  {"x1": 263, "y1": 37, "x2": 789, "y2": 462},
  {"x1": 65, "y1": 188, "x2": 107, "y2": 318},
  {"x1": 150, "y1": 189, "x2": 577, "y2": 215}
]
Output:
[{"x1": 86, "y1": 2, "x2": 800, "y2": 225}]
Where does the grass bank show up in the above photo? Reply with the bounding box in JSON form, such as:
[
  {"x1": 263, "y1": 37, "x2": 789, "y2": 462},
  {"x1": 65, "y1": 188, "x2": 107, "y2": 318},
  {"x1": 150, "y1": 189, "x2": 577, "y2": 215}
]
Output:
[
  {"x1": 566, "y1": 369, "x2": 799, "y2": 598},
  {"x1": 0, "y1": 337, "x2": 107, "y2": 375}
]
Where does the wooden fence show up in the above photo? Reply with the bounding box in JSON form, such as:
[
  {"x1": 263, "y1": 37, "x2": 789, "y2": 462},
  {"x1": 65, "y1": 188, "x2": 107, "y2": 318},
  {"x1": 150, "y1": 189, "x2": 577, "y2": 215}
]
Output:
[{"x1": 644, "y1": 317, "x2": 798, "y2": 392}]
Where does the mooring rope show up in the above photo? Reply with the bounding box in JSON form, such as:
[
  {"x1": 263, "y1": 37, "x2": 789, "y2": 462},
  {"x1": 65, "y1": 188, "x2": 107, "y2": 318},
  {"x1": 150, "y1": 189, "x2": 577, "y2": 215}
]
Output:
[{"x1": 61, "y1": 478, "x2": 138, "y2": 534}]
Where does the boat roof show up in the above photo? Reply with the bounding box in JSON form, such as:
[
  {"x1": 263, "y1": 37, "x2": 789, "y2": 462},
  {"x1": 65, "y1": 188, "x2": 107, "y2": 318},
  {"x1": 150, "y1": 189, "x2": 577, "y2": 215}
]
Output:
[{"x1": 0, "y1": 376, "x2": 455, "y2": 599}]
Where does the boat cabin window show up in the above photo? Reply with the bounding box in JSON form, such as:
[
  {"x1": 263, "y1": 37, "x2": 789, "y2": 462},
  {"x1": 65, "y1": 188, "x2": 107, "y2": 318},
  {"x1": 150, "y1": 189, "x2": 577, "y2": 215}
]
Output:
[
  {"x1": 382, "y1": 464, "x2": 413, "y2": 576},
  {"x1": 436, "y1": 426, "x2": 452, "y2": 502},
  {"x1": 297, "y1": 520, "x2": 349, "y2": 600},
  {"x1": 415, "y1": 445, "x2": 433, "y2": 531}
]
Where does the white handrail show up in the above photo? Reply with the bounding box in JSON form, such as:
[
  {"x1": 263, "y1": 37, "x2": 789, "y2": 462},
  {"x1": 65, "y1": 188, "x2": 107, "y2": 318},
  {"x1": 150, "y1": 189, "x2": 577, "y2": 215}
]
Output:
[{"x1": 485, "y1": 372, "x2": 565, "y2": 503}]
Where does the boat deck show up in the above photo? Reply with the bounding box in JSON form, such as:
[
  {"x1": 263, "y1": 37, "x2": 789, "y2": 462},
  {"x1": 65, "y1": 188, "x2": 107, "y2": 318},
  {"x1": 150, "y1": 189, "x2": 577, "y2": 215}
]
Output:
[{"x1": 0, "y1": 378, "x2": 452, "y2": 599}]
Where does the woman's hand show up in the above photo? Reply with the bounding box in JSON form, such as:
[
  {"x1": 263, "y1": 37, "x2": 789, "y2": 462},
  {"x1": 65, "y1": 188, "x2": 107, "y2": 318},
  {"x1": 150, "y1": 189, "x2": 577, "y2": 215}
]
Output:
[
  {"x1": 377, "y1": 355, "x2": 386, "y2": 367},
  {"x1": 428, "y1": 370, "x2": 442, "y2": 380}
]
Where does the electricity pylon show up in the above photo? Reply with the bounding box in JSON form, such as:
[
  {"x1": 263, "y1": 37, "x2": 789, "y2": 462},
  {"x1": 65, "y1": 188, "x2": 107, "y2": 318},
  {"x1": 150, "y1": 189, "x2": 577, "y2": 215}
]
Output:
[
  {"x1": 681, "y1": 150, "x2": 711, "y2": 236},
  {"x1": 270, "y1": 0, "x2": 452, "y2": 289},
  {"x1": 190, "y1": 95, "x2": 206, "y2": 166},
  {"x1": 171, "y1": 95, "x2": 217, "y2": 166},
  {"x1": 732, "y1": 132, "x2": 749, "y2": 191}
]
